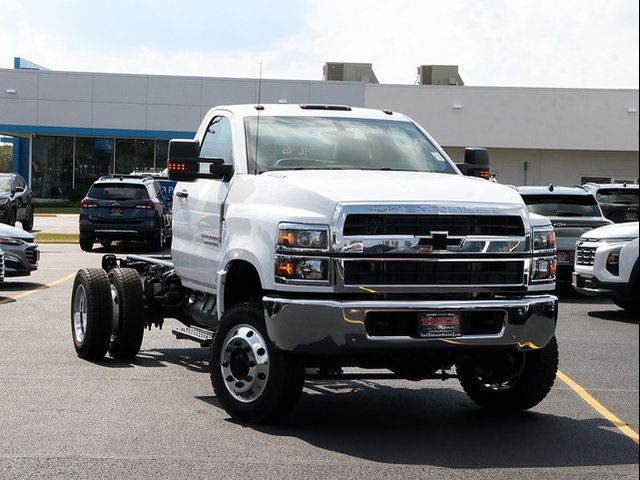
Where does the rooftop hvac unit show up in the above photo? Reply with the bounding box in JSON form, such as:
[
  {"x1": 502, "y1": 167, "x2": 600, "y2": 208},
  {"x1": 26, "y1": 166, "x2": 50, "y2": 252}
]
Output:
[
  {"x1": 323, "y1": 62, "x2": 379, "y2": 84},
  {"x1": 418, "y1": 65, "x2": 464, "y2": 86}
]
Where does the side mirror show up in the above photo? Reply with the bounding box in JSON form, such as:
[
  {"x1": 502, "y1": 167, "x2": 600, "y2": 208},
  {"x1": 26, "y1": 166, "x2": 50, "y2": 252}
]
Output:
[
  {"x1": 456, "y1": 147, "x2": 490, "y2": 179},
  {"x1": 14, "y1": 186, "x2": 25, "y2": 193},
  {"x1": 167, "y1": 139, "x2": 234, "y2": 182}
]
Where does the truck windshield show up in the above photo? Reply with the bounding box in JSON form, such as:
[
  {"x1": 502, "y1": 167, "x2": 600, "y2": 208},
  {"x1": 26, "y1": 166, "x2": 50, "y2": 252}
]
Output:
[
  {"x1": 521, "y1": 194, "x2": 601, "y2": 217},
  {"x1": 244, "y1": 116, "x2": 456, "y2": 174},
  {"x1": 596, "y1": 189, "x2": 639, "y2": 205}
]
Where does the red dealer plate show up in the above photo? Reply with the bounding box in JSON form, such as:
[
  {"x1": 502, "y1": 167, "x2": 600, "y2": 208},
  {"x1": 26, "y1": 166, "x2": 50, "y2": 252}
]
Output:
[
  {"x1": 418, "y1": 313, "x2": 461, "y2": 338},
  {"x1": 110, "y1": 207, "x2": 123, "y2": 216}
]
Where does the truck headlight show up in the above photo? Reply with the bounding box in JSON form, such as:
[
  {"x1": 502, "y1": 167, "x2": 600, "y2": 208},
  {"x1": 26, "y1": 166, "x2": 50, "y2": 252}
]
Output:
[
  {"x1": 277, "y1": 223, "x2": 329, "y2": 252},
  {"x1": 532, "y1": 256, "x2": 557, "y2": 280},
  {"x1": 532, "y1": 228, "x2": 556, "y2": 253},
  {"x1": 275, "y1": 256, "x2": 329, "y2": 284},
  {"x1": 0, "y1": 198, "x2": 9, "y2": 206}
]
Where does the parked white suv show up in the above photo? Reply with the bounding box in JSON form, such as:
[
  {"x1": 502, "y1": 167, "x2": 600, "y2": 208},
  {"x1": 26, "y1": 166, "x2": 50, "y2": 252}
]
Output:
[{"x1": 573, "y1": 222, "x2": 639, "y2": 312}]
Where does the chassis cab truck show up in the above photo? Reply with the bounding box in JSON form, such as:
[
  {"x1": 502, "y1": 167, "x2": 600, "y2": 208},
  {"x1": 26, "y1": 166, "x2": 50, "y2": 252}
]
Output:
[{"x1": 70, "y1": 104, "x2": 559, "y2": 422}]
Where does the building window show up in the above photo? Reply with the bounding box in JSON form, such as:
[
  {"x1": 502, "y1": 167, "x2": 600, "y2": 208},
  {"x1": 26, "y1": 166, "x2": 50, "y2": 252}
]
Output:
[
  {"x1": 115, "y1": 139, "x2": 154, "y2": 174},
  {"x1": 32, "y1": 136, "x2": 74, "y2": 198},
  {"x1": 75, "y1": 138, "x2": 113, "y2": 192}
]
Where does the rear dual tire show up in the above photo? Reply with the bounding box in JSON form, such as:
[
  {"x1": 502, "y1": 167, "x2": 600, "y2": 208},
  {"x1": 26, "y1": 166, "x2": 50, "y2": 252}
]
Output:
[{"x1": 71, "y1": 267, "x2": 144, "y2": 360}]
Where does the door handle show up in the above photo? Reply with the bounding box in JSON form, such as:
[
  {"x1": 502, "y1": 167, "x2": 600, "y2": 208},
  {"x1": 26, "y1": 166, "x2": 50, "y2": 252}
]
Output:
[{"x1": 176, "y1": 190, "x2": 188, "y2": 199}]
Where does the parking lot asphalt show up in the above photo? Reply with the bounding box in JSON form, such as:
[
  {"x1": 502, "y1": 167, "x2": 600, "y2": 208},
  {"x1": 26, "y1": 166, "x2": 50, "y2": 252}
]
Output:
[{"x1": 0, "y1": 244, "x2": 638, "y2": 479}]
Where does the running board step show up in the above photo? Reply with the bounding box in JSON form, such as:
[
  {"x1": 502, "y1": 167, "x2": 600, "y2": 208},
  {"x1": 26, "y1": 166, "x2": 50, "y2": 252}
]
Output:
[{"x1": 172, "y1": 326, "x2": 214, "y2": 347}]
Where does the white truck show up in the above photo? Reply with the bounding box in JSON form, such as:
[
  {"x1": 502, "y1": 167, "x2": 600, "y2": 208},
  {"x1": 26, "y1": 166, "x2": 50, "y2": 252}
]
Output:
[
  {"x1": 573, "y1": 221, "x2": 639, "y2": 312},
  {"x1": 70, "y1": 104, "x2": 559, "y2": 422}
]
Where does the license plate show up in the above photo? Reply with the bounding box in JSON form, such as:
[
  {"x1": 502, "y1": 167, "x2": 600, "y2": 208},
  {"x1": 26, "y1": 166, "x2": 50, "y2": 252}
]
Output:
[
  {"x1": 625, "y1": 211, "x2": 638, "y2": 221},
  {"x1": 110, "y1": 208, "x2": 123, "y2": 216},
  {"x1": 418, "y1": 313, "x2": 461, "y2": 338},
  {"x1": 557, "y1": 251, "x2": 570, "y2": 263}
]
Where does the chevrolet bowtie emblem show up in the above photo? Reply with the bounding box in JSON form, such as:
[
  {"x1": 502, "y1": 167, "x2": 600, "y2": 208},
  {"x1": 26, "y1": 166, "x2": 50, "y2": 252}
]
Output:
[{"x1": 418, "y1": 232, "x2": 464, "y2": 251}]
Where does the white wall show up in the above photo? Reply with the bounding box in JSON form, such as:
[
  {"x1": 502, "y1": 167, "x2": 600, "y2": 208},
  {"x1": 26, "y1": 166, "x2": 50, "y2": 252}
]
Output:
[
  {"x1": 366, "y1": 84, "x2": 639, "y2": 152},
  {"x1": 445, "y1": 147, "x2": 639, "y2": 186}
]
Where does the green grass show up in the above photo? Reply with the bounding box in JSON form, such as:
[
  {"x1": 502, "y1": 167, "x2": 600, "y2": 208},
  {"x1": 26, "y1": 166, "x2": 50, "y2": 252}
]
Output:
[
  {"x1": 35, "y1": 232, "x2": 79, "y2": 243},
  {"x1": 35, "y1": 207, "x2": 80, "y2": 215}
]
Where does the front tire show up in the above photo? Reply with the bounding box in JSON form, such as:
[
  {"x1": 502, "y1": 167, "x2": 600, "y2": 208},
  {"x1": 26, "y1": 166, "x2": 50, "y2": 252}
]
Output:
[
  {"x1": 210, "y1": 302, "x2": 305, "y2": 423},
  {"x1": 457, "y1": 336, "x2": 559, "y2": 412},
  {"x1": 71, "y1": 268, "x2": 112, "y2": 359},
  {"x1": 107, "y1": 268, "x2": 145, "y2": 359}
]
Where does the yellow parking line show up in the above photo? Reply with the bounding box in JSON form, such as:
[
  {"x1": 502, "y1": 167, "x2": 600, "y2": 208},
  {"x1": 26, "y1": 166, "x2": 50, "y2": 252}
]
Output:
[
  {"x1": 557, "y1": 370, "x2": 639, "y2": 444},
  {"x1": 0, "y1": 272, "x2": 77, "y2": 305}
]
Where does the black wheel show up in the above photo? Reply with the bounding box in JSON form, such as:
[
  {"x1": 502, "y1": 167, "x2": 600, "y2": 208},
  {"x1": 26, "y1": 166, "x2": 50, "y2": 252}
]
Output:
[
  {"x1": 210, "y1": 302, "x2": 305, "y2": 423},
  {"x1": 150, "y1": 224, "x2": 165, "y2": 251},
  {"x1": 80, "y1": 236, "x2": 94, "y2": 252},
  {"x1": 107, "y1": 268, "x2": 145, "y2": 359},
  {"x1": 21, "y1": 207, "x2": 34, "y2": 231},
  {"x1": 71, "y1": 268, "x2": 112, "y2": 359},
  {"x1": 457, "y1": 336, "x2": 559, "y2": 411}
]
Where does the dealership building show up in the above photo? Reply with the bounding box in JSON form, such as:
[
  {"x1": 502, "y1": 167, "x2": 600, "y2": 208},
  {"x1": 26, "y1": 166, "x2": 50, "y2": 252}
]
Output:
[{"x1": 0, "y1": 58, "x2": 638, "y2": 199}]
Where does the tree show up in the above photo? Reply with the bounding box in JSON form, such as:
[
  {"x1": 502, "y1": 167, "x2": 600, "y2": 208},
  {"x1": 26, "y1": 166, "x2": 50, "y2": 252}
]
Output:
[{"x1": 0, "y1": 144, "x2": 12, "y2": 173}]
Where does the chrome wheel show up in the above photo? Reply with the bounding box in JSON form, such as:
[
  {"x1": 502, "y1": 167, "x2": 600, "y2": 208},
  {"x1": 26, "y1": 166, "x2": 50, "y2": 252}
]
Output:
[
  {"x1": 220, "y1": 324, "x2": 270, "y2": 403},
  {"x1": 72, "y1": 284, "x2": 88, "y2": 343},
  {"x1": 110, "y1": 284, "x2": 120, "y2": 343}
]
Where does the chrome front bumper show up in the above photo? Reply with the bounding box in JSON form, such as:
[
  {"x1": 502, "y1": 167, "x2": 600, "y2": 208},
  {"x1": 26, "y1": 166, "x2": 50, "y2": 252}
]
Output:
[{"x1": 263, "y1": 295, "x2": 558, "y2": 355}]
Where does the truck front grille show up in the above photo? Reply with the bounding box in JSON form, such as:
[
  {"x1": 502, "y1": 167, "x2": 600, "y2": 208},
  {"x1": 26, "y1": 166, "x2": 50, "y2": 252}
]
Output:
[
  {"x1": 343, "y1": 214, "x2": 525, "y2": 237},
  {"x1": 343, "y1": 260, "x2": 524, "y2": 286},
  {"x1": 576, "y1": 246, "x2": 596, "y2": 266}
]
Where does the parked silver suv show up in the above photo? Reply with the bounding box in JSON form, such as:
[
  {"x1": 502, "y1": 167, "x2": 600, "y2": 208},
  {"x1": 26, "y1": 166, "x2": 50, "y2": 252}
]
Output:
[{"x1": 517, "y1": 185, "x2": 612, "y2": 283}]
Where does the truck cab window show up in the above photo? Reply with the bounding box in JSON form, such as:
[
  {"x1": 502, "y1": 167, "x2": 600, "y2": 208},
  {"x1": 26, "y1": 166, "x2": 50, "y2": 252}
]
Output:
[{"x1": 200, "y1": 116, "x2": 233, "y2": 164}]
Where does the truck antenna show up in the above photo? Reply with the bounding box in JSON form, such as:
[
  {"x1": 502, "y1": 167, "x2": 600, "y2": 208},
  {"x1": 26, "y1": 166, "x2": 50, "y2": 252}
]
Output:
[{"x1": 254, "y1": 62, "x2": 264, "y2": 175}]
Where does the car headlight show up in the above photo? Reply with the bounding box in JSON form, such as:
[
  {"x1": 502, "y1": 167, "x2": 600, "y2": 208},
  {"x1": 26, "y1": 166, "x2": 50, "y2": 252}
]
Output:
[
  {"x1": 275, "y1": 256, "x2": 329, "y2": 284},
  {"x1": 277, "y1": 223, "x2": 329, "y2": 252},
  {"x1": 0, "y1": 198, "x2": 9, "y2": 206},
  {"x1": 532, "y1": 227, "x2": 556, "y2": 253},
  {"x1": 606, "y1": 248, "x2": 621, "y2": 275},
  {"x1": 0, "y1": 236, "x2": 25, "y2": 246}
]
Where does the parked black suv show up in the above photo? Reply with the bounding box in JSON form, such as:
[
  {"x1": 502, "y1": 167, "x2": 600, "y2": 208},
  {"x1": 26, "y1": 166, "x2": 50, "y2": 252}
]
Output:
[
  {"x1": 79, "y1": 175, "x2": 172, "y2": 252},
  {"x1": 0, "y1": 173, "x2": 34, "y2": 231}
]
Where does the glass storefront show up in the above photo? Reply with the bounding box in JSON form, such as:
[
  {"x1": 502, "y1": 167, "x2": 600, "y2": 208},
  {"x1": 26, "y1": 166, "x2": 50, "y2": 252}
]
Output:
[
  {"x1": 31, "y1": 136, "x2": 171, "y2": 199},
  {"x1": 75, "y1": 138, "x2": 114, "y2": 191},
  {"x1": 32, "y1": 136, "x2": 74, "y2": 198}
]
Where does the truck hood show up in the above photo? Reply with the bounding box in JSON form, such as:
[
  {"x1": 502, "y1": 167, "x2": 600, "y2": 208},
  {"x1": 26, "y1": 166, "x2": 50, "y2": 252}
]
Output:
[
  {"x1": 581, "y1": 221, "x2": 639, "y2": 240},
  {"x1": 259, "y1": 170, "x2": 525, "y2": 207}
]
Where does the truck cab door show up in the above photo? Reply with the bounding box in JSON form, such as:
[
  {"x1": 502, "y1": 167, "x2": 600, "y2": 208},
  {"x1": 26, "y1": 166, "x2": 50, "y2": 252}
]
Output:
[{"x1": 172, "y1": 115, "x2": 234, "y2": 292}]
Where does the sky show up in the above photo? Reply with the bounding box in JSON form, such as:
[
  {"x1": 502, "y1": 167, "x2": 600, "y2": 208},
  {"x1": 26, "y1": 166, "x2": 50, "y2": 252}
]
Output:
[{"x1": 0, "y1": 0, "x2": 638, "y2": 88}]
